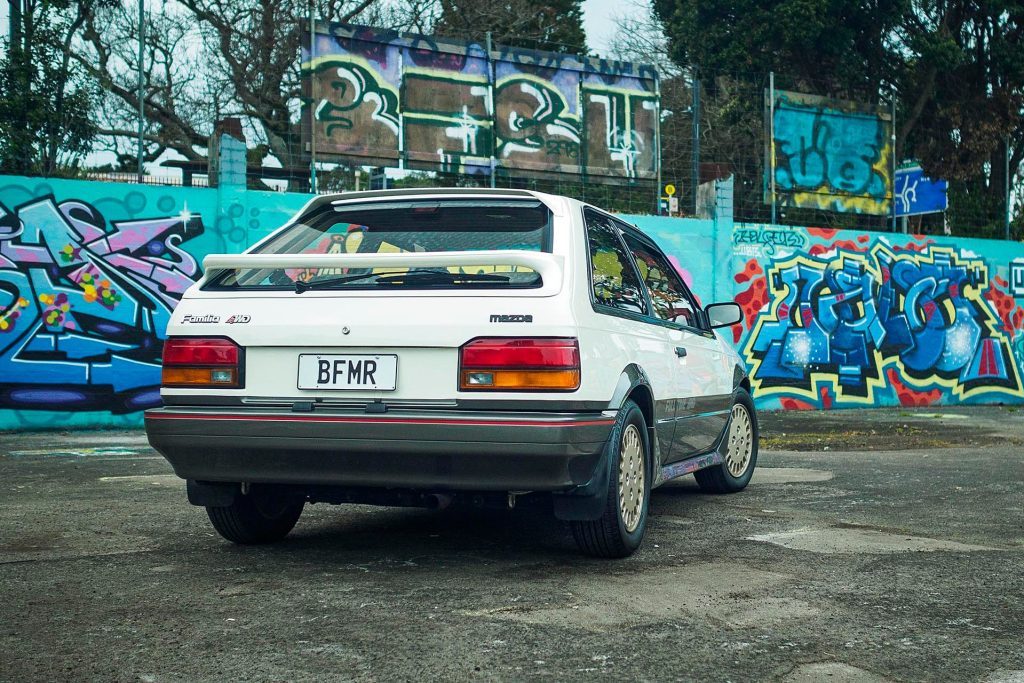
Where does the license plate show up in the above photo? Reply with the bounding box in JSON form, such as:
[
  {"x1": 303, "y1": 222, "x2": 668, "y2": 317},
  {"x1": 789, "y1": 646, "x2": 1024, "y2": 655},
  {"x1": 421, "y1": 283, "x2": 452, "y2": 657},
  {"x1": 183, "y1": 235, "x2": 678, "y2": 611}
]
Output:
[{"x1": 297, "y1": 354, "x2": 398, "y2": 391}]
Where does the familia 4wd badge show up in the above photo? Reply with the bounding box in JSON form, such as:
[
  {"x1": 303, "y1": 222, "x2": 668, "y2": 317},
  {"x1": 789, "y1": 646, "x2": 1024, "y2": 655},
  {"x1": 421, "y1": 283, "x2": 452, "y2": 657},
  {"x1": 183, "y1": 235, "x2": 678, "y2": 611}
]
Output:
[
  {"x1": 182, "y1": 314, "x2": 220, "y2": 324},
  {"x1": 181, "y1": 314, "x2": 251, "y2": 324}
]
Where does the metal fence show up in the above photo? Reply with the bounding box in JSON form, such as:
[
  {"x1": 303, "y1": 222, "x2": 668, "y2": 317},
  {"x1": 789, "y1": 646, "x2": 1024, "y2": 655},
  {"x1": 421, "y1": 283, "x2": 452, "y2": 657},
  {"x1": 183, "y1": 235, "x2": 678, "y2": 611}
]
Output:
[{"x1": 13, "y1": 64, "x2": 1019, "y2": 238}]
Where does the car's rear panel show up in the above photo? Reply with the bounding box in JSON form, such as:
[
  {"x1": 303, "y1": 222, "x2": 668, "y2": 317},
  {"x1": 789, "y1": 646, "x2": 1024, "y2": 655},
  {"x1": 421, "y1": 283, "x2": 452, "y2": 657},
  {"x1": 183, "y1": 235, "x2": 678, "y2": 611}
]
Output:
[{"x1": 160, "y1": 292, "x2": 581, "y2": 405}]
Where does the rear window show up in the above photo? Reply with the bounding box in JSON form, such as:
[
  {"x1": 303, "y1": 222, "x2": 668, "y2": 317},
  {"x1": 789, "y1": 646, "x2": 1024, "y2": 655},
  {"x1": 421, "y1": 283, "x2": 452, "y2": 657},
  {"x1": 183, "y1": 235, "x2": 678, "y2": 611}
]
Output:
[{"x1": 205, "y1": 199, "x2": 551, "y2": 291}]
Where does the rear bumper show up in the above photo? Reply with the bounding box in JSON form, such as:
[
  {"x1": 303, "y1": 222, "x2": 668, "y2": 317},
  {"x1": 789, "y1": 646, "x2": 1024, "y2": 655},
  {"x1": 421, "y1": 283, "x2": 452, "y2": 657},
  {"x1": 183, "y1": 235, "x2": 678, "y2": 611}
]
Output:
[{"x1": 144, "y1": 406, "x2": 614, "y2": 491}]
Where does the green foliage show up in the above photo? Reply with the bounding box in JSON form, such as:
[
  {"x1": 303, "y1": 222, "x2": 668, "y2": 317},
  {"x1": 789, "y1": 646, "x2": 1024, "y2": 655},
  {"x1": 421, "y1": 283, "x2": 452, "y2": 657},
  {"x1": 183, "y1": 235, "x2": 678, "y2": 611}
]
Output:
[
  {"x1": 435, "y1": 0, "x2": 587, "y2": 54},
  {"x1": 652, "y1": 0, "x2": 907, "y2": 93},
  {"x1": 652, "y1": 0, "x2": 1024, "y2": 235},
  {"x1": 0, "y1": 0, "x2": 100, "y2": 176}
]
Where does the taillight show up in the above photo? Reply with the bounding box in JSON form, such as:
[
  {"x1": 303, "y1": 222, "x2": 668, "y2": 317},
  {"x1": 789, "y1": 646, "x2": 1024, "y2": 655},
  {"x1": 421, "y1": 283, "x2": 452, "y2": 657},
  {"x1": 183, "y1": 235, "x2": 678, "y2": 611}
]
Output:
[
  {"x1": 459, "y1": 338, "x2": 580, "y2": 391},
  {"x1": 161, "y1": 337, "x2": 243, "y2": 388}
]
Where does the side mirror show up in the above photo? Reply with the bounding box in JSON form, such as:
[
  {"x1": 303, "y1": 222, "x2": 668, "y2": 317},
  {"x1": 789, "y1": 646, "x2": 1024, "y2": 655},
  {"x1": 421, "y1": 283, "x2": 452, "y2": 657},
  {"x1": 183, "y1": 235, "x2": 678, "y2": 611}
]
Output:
[{"x1": 705, "y1": 302, "x2": 742, "y2": 329}]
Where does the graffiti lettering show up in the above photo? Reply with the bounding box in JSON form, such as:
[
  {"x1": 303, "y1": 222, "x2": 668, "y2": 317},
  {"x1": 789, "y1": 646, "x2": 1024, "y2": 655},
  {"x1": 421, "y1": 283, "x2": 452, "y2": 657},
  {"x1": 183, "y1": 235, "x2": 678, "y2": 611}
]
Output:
[
  {"x1": 733, "y1": 226, "x2": 807, "y2": 255},
  {"x1": 770, "y1": 90, "x2": 892, "y2": 215},
  {"x1": 745, "y1": 244, "x2": 1022, "y2": 405},
  {"x1": 1010, "y1": 260, "x2": 1024, "y2": 297},
  {"x1": 494, "y1": 76, "x2": 581, "y2": 173},
  {"x1": 0, "y1": 197, "x2": 204, "y2": 412}
]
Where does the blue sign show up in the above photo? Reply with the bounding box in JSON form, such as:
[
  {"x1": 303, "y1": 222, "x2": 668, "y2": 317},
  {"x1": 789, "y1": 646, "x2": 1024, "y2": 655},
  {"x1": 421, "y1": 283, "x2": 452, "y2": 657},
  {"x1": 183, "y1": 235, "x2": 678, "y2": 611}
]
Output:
[{"x1": 895, "y1": 165, "x2": 948, "y2": 217}]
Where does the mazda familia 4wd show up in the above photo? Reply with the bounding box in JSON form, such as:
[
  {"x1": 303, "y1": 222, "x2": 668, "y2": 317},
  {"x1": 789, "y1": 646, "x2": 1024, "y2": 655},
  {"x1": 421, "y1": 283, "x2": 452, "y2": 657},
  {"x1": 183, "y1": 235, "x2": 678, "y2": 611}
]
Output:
[{"x1": 145, "y1": 188, "x2": 758, "y2": 558}]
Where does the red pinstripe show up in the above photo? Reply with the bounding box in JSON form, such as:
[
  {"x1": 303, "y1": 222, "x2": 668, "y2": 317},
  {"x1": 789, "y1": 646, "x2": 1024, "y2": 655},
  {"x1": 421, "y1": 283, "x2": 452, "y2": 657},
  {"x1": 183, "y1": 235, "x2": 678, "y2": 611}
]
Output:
[{"x1": 146, "y1": 412, "x2": 614, "y2": 428}]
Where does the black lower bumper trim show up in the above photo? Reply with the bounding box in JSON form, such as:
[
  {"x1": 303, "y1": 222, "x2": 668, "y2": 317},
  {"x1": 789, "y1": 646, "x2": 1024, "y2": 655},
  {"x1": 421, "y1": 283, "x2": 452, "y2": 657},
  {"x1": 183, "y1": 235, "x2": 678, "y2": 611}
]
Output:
[{"x1": 145, "y1": 407, "x2": 614, "y2": 491}]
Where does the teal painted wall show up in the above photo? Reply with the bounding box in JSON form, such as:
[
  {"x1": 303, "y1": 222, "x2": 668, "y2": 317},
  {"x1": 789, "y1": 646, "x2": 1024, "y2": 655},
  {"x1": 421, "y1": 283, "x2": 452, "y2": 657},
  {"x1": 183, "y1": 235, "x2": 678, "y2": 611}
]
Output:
[
  {"x1": 0, "y1": 175, "x2": 310, "y2": 430},
  {"x1": 2, "y1": 173, "x2": 1023, "y2": 430}
]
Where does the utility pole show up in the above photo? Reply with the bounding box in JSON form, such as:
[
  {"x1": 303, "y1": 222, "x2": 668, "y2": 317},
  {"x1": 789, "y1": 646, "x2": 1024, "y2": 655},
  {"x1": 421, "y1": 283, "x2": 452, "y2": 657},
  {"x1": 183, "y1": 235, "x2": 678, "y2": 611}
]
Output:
[{"x1": 136, "y1": 0, "x2": 145, "y2": 183}]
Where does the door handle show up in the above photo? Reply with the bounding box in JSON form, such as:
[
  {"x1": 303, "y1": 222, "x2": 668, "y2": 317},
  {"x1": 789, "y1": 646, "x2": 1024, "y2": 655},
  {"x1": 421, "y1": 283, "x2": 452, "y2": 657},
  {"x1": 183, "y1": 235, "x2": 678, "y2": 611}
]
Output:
[{"x1": 675, "y1": 347, "x2": 687, "y2": 358}]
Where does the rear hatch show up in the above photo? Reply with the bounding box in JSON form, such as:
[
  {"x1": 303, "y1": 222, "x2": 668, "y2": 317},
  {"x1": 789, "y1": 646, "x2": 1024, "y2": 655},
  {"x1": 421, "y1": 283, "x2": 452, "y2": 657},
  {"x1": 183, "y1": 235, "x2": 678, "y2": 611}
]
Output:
[{"x1": 163, "y1": 196, "x2": 577, "y2": 405}]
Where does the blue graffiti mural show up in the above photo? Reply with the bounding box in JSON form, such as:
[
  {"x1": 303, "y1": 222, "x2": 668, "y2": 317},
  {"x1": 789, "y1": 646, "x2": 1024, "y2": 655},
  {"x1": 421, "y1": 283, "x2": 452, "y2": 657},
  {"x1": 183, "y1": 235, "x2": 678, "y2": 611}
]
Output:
[
  {"x1": 0, "y1": 196, "x2": 204, "y2": 413},
  {"x1": 771, "y1": 91, "x2": 892, "y2": 215},
  {"x1": 745, "y1": 243, "x2": 1023, "y2": 404}
]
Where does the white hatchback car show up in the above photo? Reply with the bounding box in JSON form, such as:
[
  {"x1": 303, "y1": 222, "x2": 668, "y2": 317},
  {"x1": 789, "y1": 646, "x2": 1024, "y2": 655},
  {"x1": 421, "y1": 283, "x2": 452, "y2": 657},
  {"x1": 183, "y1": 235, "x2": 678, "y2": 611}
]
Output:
[{"x1": 145, "y1": 188, "x2": 757, "y2": 558}]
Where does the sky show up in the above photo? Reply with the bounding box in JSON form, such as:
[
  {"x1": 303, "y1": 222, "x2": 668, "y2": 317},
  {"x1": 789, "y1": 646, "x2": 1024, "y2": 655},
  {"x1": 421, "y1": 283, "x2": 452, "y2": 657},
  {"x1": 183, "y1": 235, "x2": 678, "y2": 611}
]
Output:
[
  {"x1": 0, "y1": 1, "x2": 637, "y2": 57},
  {"x1": 583, "y1": 0, "x2": 642, "y2": 55}
]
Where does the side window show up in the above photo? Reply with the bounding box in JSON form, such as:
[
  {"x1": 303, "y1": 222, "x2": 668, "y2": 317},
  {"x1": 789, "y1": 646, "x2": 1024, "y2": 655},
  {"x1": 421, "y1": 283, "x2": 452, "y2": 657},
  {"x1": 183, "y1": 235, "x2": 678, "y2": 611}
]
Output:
[
  {"x1": 621, "y1": 233, "x2": 700, "y2": 327},
  {"x1": 584, "y1": 210, "x2": 647, "y2": 315}
]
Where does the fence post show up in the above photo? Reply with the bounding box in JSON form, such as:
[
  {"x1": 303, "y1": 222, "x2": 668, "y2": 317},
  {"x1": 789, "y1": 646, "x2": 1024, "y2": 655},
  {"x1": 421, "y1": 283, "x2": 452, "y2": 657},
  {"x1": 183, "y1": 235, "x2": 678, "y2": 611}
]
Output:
[
  {"x1": 136, "y1": 0, "x2": 146, "y2": 183},
  {"x1": 769, "y1": 71, "x2": 776, "y2": 225},
  {"x1": 655, "y1": 69, "x2": 662, "y2": 215},
  {"x1": 691, "y1": 66, "x2": 700, "y2": 215},
  {"x1": 486, "y1": 31, "x2": 497, "y2": 190},
  {"x1": 308, "y1": 6, "x2": 318, "y2": 194},
  {"x1": 891, "y1": 87, "x2": 898, "y2": 232},
  {"x1": 1006, "y1": 134, "x2": 1012, "y2": 240}
]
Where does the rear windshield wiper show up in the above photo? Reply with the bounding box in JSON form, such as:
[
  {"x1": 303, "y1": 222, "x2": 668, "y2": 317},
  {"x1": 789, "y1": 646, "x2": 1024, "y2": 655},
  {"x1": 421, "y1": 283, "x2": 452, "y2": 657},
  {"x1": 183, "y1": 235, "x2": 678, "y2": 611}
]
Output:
[
  {"x1": 294, "y1": 269, "x2": 514, "y2": 292},
  {"x1": 294, "y1": 270, "x2": 402, "y2": 293},
  {"x1": 375, "y1": 271, "x2": 511, "y2": 286}
]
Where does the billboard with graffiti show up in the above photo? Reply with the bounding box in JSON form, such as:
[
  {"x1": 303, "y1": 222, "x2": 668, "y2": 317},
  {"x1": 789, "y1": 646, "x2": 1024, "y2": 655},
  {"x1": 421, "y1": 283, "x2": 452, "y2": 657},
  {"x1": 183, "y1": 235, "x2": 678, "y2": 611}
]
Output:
[
  {"x1": 768, "y1": 90, "x2": 893, "y2": 215},
  {"x1": 301, "y1": 23, "x2": 659, "y2": 180},
  {"x1": 732, "y1": 225, "x2": 1024, "y2": 409}
]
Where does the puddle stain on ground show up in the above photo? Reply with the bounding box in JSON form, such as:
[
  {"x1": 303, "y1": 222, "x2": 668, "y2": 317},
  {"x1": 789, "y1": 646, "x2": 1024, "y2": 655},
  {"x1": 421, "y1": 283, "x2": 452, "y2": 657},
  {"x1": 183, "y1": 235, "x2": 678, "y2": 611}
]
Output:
[
  {"x1": 751, "y1": 468, "x2": 834, "y2": 484},
  {"x1": 784, "y1": 662, "x2": 891, "y2": 682},
  {"x1": 748, "y1": 527, "x2": 1000, "y2": 554},
  {"x1": 461, "y1": 561, "x2": 819, "y2": 630},
  {"x1": 98, "y1": 475, "x2": 179, "y2": 485}
]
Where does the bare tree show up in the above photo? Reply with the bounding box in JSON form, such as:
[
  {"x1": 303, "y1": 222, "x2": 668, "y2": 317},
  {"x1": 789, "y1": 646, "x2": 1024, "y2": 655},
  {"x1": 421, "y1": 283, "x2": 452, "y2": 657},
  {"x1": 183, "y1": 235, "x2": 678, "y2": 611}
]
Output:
[
  {"x1": 74, "y1": 0, "x2": 438, "y2": 174},
  {"x1": 607, "y1": 0, "x2": 678, "y2": 77}
]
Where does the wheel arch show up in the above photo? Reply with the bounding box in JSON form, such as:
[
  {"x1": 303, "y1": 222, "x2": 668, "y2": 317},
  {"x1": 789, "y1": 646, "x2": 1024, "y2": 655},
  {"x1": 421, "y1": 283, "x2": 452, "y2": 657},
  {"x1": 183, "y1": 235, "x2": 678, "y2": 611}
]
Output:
[
  {"x1": 606, "y1": 363, "x2": 660, "y2": 464},
  {"x1": 606, "y1": 363, "x2": 654, "y2": 425},
  {"x1": 733, "y1": 363, "x2": 751, "y2": 394}
]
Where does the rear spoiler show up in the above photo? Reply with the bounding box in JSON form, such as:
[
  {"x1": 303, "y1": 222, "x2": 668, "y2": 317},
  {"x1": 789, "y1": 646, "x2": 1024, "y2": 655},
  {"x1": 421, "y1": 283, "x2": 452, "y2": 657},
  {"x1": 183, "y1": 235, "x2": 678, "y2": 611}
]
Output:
[{"x1": 201, "y1": 250, "x2": 564, "y2": 292}]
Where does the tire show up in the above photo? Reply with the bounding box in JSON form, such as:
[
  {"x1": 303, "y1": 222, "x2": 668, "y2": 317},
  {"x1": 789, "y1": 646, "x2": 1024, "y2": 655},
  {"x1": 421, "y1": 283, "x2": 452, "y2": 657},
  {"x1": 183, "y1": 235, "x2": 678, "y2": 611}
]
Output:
[
  {"x1": 695, "y1": 388, "x2": 758, "y2": 494},
  {"x1": 571, "y1": 399, "x2": 651, "y2": 558},
  {"x1": 206, "y1": 486, "x2": 304, "y2": 544}
]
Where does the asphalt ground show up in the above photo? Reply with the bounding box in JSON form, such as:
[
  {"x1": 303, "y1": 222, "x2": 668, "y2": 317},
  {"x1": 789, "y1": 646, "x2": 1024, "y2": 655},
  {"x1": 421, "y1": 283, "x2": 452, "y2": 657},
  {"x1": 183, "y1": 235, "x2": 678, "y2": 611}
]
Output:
[{"x1": 1, "y1": 407, "x2": 1022, "y2": 682}]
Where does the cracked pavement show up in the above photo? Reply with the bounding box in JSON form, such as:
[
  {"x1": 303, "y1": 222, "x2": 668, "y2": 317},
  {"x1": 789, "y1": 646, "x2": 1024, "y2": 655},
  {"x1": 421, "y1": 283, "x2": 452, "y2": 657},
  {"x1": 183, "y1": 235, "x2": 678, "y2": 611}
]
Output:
[{"x1": 1, "y1": 407, "x2": 1022, "y2": 681}]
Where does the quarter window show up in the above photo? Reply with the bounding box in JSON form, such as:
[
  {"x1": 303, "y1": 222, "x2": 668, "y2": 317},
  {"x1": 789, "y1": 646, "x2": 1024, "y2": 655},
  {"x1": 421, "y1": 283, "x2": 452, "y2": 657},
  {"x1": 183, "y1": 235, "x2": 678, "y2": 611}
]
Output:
[
  {"x1": 622, "y1": 233, "x2": 699, "y2": 327},
  {"x1": 584, "y1": 210, "x2": 647, "y2": 315}
]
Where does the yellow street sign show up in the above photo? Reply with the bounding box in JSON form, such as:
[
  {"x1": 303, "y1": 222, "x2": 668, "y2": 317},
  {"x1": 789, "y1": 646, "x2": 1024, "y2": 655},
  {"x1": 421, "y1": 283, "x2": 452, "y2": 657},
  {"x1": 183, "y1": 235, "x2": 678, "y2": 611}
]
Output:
[{"x1": 664, "y1": 183, "x2": 676, "y2": 196}]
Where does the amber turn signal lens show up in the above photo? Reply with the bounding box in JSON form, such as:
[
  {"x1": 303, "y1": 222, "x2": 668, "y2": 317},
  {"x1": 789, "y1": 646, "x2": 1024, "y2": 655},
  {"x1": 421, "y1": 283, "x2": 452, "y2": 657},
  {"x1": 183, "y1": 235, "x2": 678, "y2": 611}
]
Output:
[
  {"x1": 162, "y1": 367, "x2": 238, "y2": 388},
  {"x1": 459, "y1": 369, "x2": 580, "y2": 391}
]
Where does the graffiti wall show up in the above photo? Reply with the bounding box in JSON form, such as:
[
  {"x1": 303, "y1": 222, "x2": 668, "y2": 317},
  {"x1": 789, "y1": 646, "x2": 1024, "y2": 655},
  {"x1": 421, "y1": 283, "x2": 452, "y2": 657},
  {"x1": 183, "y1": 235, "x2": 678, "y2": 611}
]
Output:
[
  {"x1": 729, "y1": 225, "x2": 1024, "y2": 409},
  {"x1": 768, "y1": 90, "x2": 893, "y2": 215},
  {"x1": 302, "y1": 23, "x2": 659, "y2": 179},
  {"x1": 2, "y1": 171, "x2": 1023, "y2": 430},
  {"x1": 0, "y1": 176, "x2": 310, "y2": 430}
]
